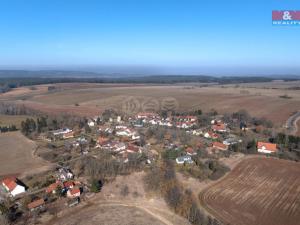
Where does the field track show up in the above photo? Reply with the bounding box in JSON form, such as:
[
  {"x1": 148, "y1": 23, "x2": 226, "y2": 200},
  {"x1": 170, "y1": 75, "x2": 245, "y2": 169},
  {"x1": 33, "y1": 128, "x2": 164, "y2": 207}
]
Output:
[{"x1": 200, "y1": 157, "x2": 300, "y2": 225}]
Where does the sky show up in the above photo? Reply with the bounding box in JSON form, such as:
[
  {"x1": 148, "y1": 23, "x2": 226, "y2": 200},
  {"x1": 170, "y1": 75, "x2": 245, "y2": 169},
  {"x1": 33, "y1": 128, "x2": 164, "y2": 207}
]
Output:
[{"x1": 0, "y1": 0, "x2": 299, "y2": 75}]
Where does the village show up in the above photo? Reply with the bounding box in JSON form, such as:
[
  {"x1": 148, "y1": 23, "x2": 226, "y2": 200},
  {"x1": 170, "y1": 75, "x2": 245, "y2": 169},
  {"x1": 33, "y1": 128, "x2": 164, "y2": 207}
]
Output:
[{"x1": 0, "y1": 109, "x2": 292, "y2": 224}]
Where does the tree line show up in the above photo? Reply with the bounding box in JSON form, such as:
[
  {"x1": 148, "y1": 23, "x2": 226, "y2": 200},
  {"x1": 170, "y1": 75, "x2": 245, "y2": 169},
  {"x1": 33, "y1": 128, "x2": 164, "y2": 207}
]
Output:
[{"x1": 144, "y1": 159, "x2": 221, "y2": 225}]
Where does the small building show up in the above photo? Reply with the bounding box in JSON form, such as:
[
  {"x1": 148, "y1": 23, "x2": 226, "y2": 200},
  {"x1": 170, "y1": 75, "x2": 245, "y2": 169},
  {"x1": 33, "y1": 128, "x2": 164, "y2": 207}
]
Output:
[
  {"x1": 46, "y1": 181, "x2": 63, "y2": 194},
  {"x1": 185, "y1": 147, "x2": 197, "y2": 156},
  {"x1": 58, "y1": 168, "x2": 74, "y2": 181},
  {"x1": 67, "y1": 188, "x2": 81, "y2": 198},
  {"x1": 212, "y1": 123, "x2": 227, "y2": 132},
  {"x1": 176, "y1": 155, "x2": 193, "y2": 164},
  {"x1": 52, "y1": 128, "x2": 72, "y2": 136},
  {"x1": 1, "y1": 177, "x2": 26, "y2": 197},
  {"x1": 63, "y1": 181, "x2": 75, "y2": 190},
  {"x1": 28, "y1": 198, "x2": 45, "y2": 212},
  {"x1": 212, "y1": 142, "x2": 228, "y2": 151},
  {"x1": 88, "y1": 119, "x2": 95, "y2": 127},
  {"x1": 204, "y1": 132, "x2": 218, "y2": 139},
  {"x1": 257, "y1": 142, "x2": 277, "y2": 154},
  {"x1": 63, "y1": 131, "x2": 74, "y2": 139}
]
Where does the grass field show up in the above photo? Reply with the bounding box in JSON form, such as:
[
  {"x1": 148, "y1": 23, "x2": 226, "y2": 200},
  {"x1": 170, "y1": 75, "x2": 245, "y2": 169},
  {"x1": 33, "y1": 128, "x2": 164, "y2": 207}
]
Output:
[
  {"x1": 200, "y1": 158, "x2": 300, "y2": 225},
  {"x1": 1, "y1": 81, "x2": 300, "y2": 125},
  {"x1": 0, "y1": 131, "x2": 50, "y2": 178}
]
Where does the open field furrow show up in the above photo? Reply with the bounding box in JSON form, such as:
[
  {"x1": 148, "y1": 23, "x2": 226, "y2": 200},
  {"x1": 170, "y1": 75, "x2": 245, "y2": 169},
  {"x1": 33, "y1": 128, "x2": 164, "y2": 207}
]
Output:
[{"x1": 200, "y1": 158, "x2": 300, "y2": 225}]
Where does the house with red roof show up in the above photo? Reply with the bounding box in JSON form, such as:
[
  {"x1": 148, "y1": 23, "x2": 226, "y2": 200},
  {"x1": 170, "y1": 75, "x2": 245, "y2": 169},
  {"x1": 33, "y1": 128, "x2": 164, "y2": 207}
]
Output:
[
  {"x1": 1, "y1": 177, "x2": 26, "y2": 197},
  {"x1": 67, "y1": 188, "x2": 81, "y2": 198},
  {"x1": 257, "y1": 142, "x2": 277, "y2": 154},
  {"x1": 46, "y1": 181, "x2": 63, "y2": 194},
  {"x1": 185, "y1": 147, "x2": 197, "y2": 156},
  {"x1": 28, "y1": 198, "x2": 45, "y2": 211},
  {"x1": 212, "y1": 123, "x2": 227, "y2": 132},
  {"x1": 212, "y1": 142, "x2": 228, "y2": 151},
  {"x1": 63, "y1": 181, "x2": 75, "y2": 190}
]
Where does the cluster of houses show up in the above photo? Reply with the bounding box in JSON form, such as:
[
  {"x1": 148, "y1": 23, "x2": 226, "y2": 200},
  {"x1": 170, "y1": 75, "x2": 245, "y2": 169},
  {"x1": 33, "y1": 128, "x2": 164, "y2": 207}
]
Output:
[
  {"x1": 171, "y1": 117, "x2": 278, "y2": 164},
  {"x1": 0, "y1": 167, "x2": 83, "y2": 213},
  {"x1": 96, "y1": 136, "x2": 142, "y2": 162},
  {"x1": 51, "y1": 128, "x2": 74, "y2": 140},
  {"x1": 134, "y1": 112, "x2": 197, "y2": 129}
]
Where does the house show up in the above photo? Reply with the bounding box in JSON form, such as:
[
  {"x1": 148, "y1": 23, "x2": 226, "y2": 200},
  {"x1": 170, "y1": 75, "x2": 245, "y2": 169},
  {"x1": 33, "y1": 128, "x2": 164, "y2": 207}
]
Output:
[
  {"x1": 98, "y1": 126, "x2": 113, "y2": 134},
  {"x1": 204, "y1": 131, "x2": 218, "y2": 139},
  {"x1": 190, "y1": 129, "x2": 203, "y2": 136},
  {"x1": 67, "y1": 188, "x2": 81, "y2": 198},
  {"x1": 58, "y1": 168, "x2": 74, "y2": 181},
  {"x1": 176, "y1": 155, "x2": 193, "y2": 164},
  {"x1": 212, "y1": 123, "x2": 227, "y2": 132},
  {"x1": 1, "y1": 177, "x2": 26, "y2": 197},
  {"x1": 223, "y1": 138, "x2": 241, "y2": 146},
  {"x1": 28, "y1": 198, "x2": 45, "y2": 212},
  {"x1": 46, "y1": 181, "x2": 63, "y2": 194},
  {"x1": 63, "y1": 181, "x2": 75, "y2": 190},
  {"x1": 212, "y1": 142, "x2": 228, "y2": 151},
  {"x1": 136, "y1": 112, "x2": 159, "y2": 119},
  {"x1": 110, "y1": 141, "x2": 126, "y2": 152},
  {"x1": 185, "y1": 147, "x2": 197, "y2": 156},
  {"x1": 52, "y1": 128, "x2": 72, "y2": 136},
  {"x1": 63, "y1": 131, "x2": 74, "y2": 139},
  {"x1": 257, "y1": 142, "x2": 277, "y2": 154},
  {"x1": 88, "y1": 119, "x2": 95, "y2": 127}
]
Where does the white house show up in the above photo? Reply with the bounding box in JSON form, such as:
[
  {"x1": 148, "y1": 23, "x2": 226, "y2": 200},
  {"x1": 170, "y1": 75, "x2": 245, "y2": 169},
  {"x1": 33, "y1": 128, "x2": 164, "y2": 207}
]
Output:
[
  {"x1": 1, "y1": 178, "x2": 26, "y2": 197},
  {"x1": 88, "y1": 120, "x2": 95, "y2": 127},
  {"x1": 58, "y1": 168, "x2": 74, "y2": 181},
  {"x1": 176, "y1": 155, "x2": 193, "y2": 164}
]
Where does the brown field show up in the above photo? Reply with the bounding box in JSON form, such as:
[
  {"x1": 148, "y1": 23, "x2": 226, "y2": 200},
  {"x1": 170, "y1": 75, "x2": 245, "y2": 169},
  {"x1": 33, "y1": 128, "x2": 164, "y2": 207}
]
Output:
[
  {"x1": 200, "y1": 158, "x2": 300, "y2": 225},
  {"x1": 0, "y1": 131, "x2": 50, "y2": 178},
  {"x1": 51, "y1": 204, "x2": 168, "y2": 225},
  {"x1": 48, "y1": 172, "x2": 190, "y2": 225},
  {"x1": 1, "y1": 81, "x2": 300, "y2": 125},
  {"x1": 0, "y1": 115, "x2": 35, "y2": 129}
]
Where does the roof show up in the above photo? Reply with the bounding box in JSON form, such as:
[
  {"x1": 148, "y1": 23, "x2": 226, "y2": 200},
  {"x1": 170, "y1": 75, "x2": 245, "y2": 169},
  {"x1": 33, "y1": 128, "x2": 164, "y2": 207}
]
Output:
[
  {"x1": 185, "y1": 147, "x2": 194, "y2": 154},
  {"x1": 28, "y1": 198, "x2": 45, "y2": 209},
  {"x1": 2, "y1": 177, "x2": 17, "y2": 191},
  {"x1": 63, "y1": 181, "x2": 75, "y2": 189},
  {"x1": 69, "y1": 188, "x2": 80, "y2": 195},
  {"x1": 212, "y1": 124, "x2": 226, "y2": 131},
  {"x1": 257, "y1": 142, "x2": 277, "y2": 152},
  {"x1": 63, "y1": 131, "x2": 74, "y2": 138},
  {"x1": 208, "y1": 131, "x2": 218, "y2": 138},
  {"x1": 46, "y1": 182, "x2": 62, "y2": 193},
  {"x1": 213, "y1": 142, "x2": 228, "y2": 150}
]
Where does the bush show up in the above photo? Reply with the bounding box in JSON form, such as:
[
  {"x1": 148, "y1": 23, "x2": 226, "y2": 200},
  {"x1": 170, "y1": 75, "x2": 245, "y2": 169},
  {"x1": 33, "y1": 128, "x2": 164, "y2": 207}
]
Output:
[
  {"x1": 120, "y1": 185, "x2": 129, "y2": 197},
  {"x1": 90, "y1": 179, "x2": 102, "y2": 193}
]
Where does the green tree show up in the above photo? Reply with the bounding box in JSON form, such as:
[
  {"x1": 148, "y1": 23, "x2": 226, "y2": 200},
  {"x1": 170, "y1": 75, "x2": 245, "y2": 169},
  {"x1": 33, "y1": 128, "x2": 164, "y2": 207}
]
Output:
[{"x1": 90, "y1": 179, "x2": 101, "y2": 193}]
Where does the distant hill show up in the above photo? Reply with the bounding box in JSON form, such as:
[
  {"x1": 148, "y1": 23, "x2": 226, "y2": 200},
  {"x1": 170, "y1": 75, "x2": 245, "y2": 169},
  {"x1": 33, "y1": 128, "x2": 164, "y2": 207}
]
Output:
[{"x1": 0, "y1": 70, "x2": 299, "y2": 93}]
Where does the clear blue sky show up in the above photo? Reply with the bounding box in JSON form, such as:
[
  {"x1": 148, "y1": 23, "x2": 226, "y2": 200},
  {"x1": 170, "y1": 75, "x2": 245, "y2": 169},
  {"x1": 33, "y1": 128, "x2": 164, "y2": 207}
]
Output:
[{"x1": 0, "y1": 0, "x2": 299, "y2": 75}]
